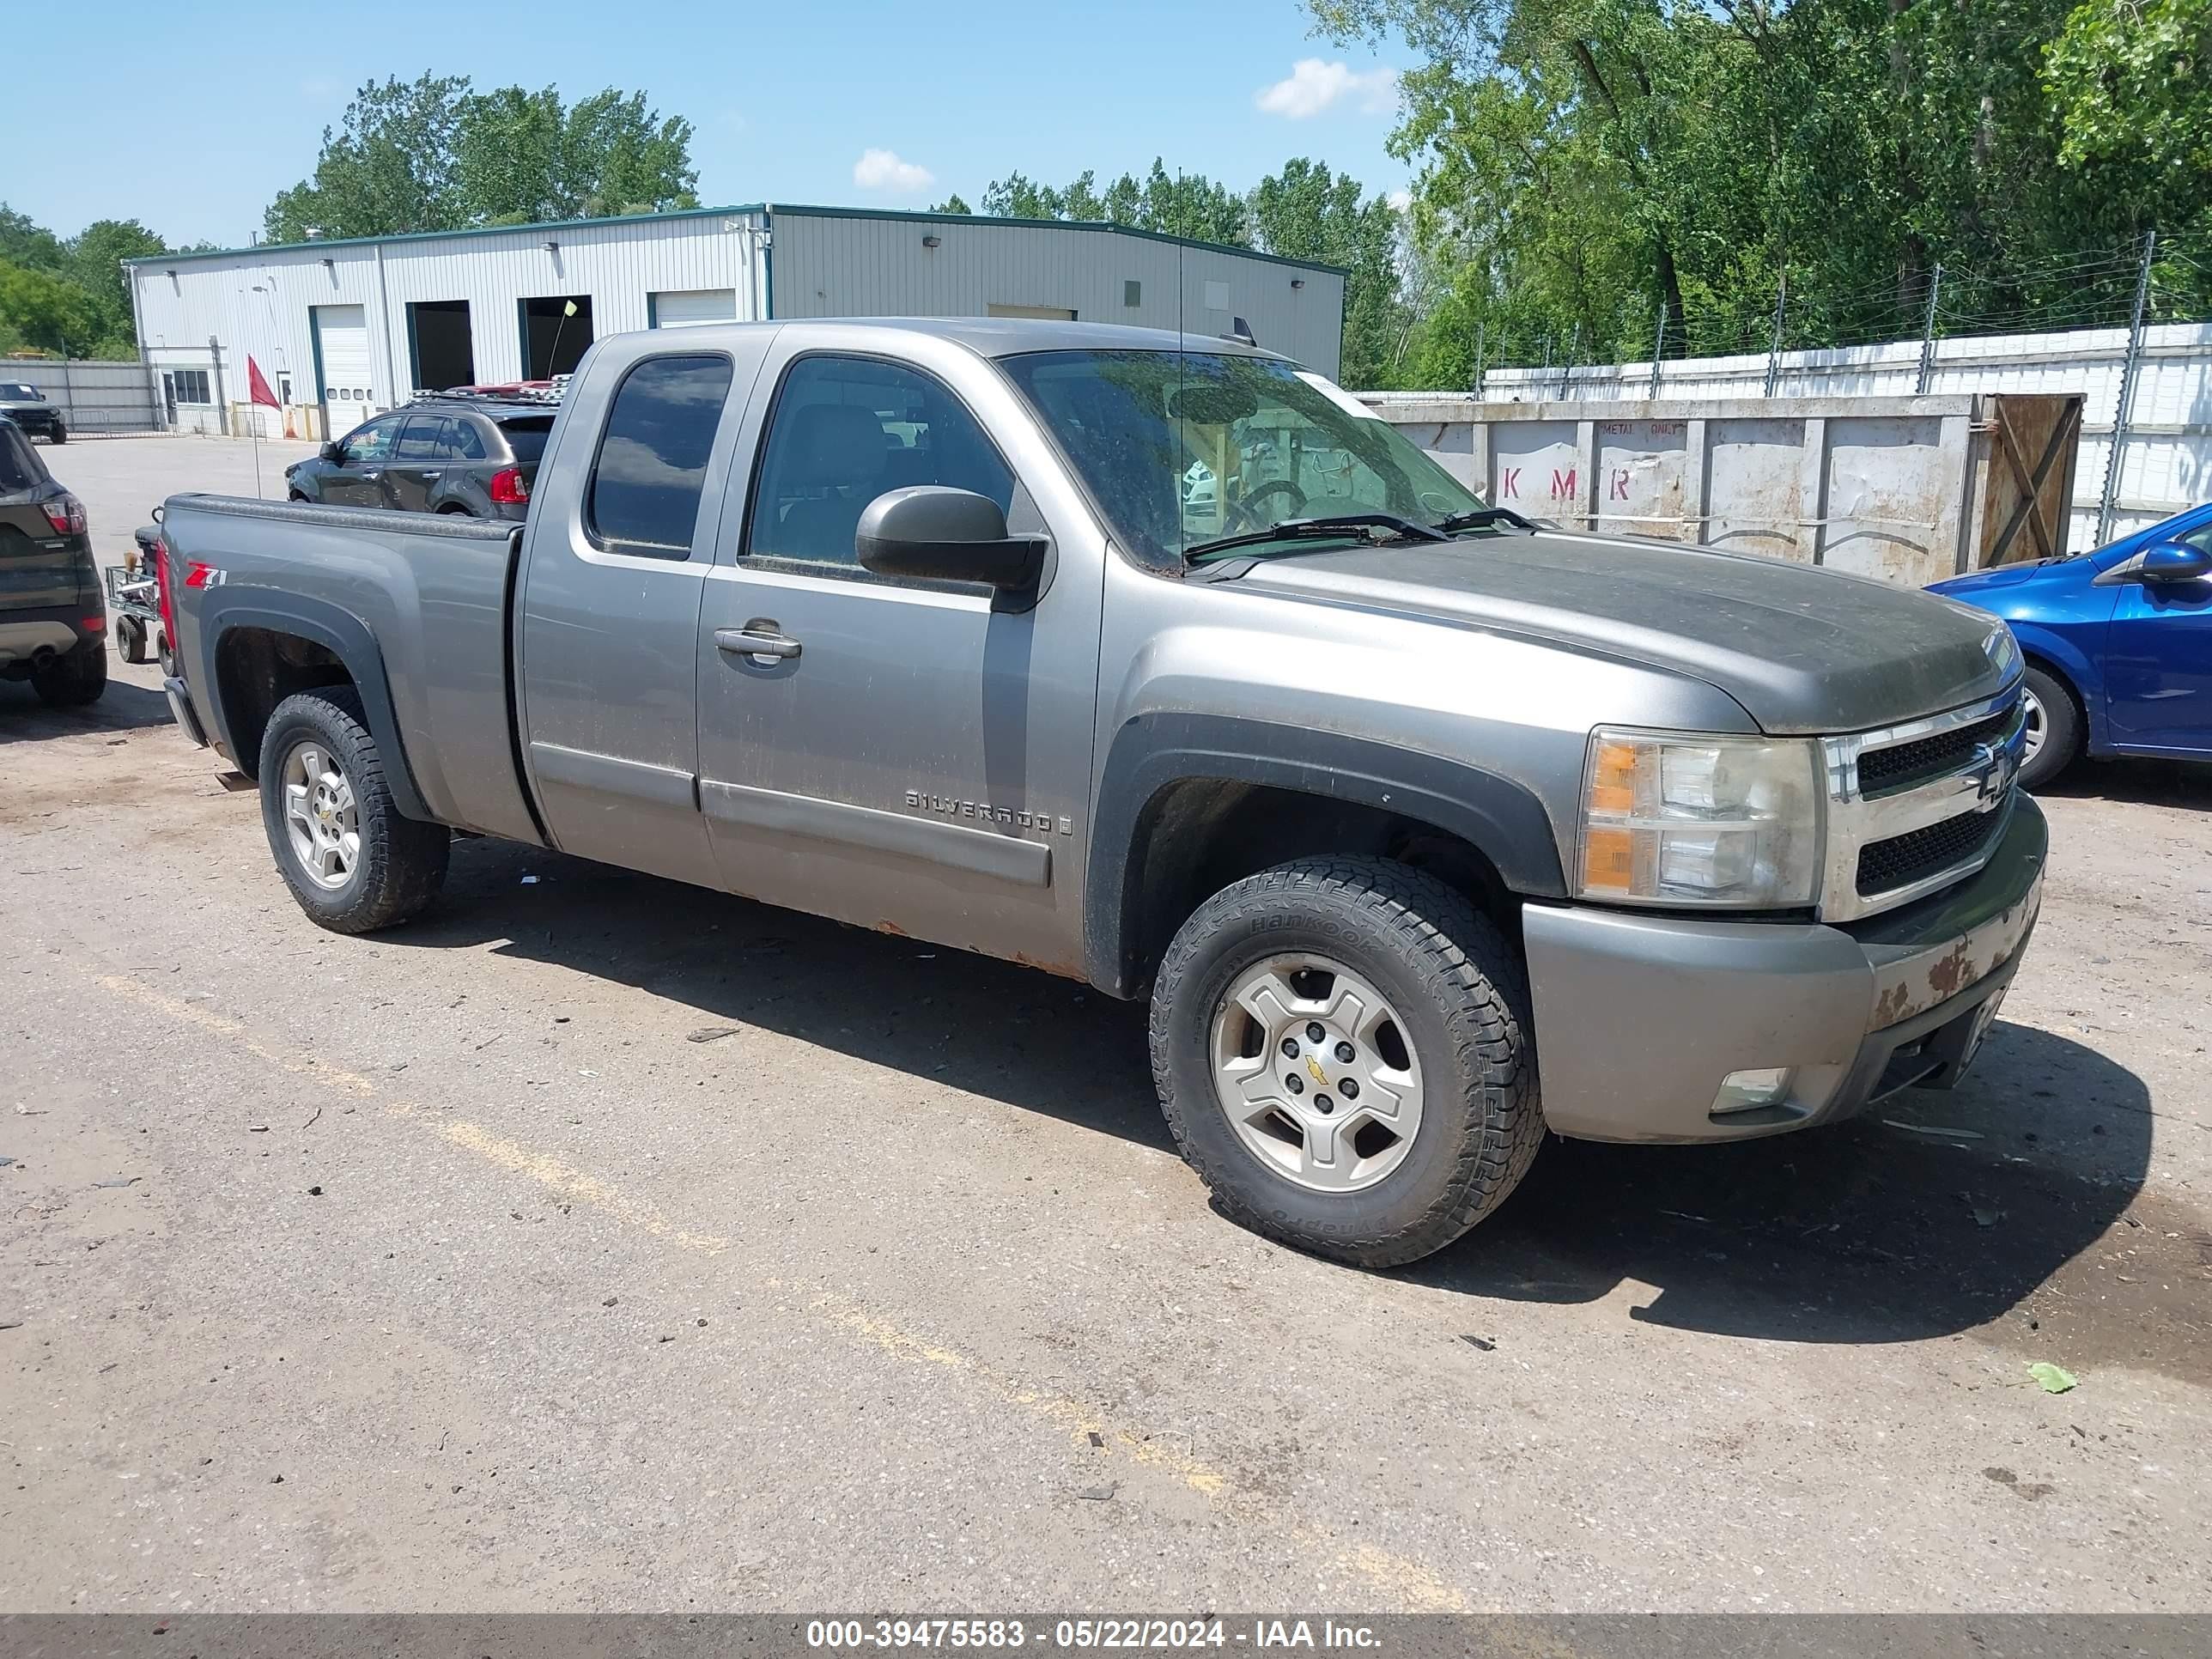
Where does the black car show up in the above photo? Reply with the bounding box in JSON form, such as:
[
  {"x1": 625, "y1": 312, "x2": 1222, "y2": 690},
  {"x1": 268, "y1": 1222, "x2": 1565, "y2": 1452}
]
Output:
[
  {"x1": 0, "y1": 379, "x2": 65, "y2": 444},
  {"x1": 284, "y1": 395, "x2": 552, "y2": 520},
  {"x1": 0, "y1": 416, "x2": 103, "y2": 706}
]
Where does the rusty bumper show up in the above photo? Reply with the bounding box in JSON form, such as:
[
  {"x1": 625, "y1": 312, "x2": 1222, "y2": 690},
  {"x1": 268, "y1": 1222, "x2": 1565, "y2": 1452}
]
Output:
[{"x1": 1522, "y1": 794, "x2": 2045, "y2": 1144}]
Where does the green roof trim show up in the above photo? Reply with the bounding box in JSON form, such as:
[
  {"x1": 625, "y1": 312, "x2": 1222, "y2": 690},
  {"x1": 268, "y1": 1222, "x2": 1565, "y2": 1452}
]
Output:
[
  {"x1": 124, "y1": 201, "x2": 1346, "y2": 277},
  {"x1": 123, "y1": 202, "x2": 772, "y2": 264}
]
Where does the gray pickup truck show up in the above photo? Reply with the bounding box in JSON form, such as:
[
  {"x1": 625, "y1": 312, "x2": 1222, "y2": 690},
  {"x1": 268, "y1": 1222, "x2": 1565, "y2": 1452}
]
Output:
[{"x1": 158, "y1": 319, "x2": 2044, "y2": 1266}]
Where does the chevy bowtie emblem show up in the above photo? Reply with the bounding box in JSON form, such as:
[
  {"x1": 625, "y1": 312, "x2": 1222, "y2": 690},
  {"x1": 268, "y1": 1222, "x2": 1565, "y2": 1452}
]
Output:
[
  {"x1": 1304, "y1": 1055, "x2": 1329, "y2": 1089},
  {"x1": 1973, "y1": 743, "x2": 2014, "y2": 807}
]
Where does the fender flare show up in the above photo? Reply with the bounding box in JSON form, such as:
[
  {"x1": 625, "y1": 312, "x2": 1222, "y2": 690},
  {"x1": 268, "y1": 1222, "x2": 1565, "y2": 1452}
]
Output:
[
  {"x1": 2008, "y1": 623, "x2": 2106, "y2": 753},
  {"x1": 1084, "y1": 711, "x2": 1568, "y2": 995},
  {"x1": 197, "y1": 590, "x2": 434, "y2": 822}
]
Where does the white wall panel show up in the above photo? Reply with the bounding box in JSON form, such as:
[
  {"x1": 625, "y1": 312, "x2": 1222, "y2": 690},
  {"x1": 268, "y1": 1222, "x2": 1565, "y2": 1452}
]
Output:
[
  {"x1": 127, "y1": 206, "x2": 1344, "y2": 441},
  {"x1": 769, "y1": 211, "x2": 1345, "y2": 377},
  {"x1": 130, "y1": 209, "x2": 769, "y2": 439}
]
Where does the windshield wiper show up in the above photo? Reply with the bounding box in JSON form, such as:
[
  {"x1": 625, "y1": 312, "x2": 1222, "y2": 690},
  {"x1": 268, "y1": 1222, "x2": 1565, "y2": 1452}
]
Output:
[
  {"x1": 1183, "y1": 511, "x2": 1449, "y2": 563},
  {"x1": 1432, "y1": 505, "x2": 1537, "y2": 534}
]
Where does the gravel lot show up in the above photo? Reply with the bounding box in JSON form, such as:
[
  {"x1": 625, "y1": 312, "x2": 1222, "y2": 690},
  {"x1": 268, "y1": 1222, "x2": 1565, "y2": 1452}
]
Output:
[{"x1": 3, "y1": 438, "x2": 2209, "y2": 1614}]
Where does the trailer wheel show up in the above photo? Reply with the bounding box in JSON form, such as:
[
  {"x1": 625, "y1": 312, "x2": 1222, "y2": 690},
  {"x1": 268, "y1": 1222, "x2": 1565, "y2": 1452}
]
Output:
[
  {"x1": 258, "y1": 688, "x2": 448, "y2": 933},
  {"x1": 116, "y1": 616, "x2": 151, "y2": 665}
]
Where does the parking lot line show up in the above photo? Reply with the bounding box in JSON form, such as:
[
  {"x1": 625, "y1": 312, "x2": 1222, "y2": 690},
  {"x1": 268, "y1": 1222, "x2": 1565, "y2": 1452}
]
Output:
[{"x1": 84, "y1": 960, "x2": 1473, "y2": 1613}]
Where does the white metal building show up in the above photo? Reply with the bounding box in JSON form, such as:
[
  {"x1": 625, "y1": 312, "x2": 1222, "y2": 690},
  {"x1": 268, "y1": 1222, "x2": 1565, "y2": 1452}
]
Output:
[{"x1": 124, "y1": 204, "x2": 1347, "y2": 441}]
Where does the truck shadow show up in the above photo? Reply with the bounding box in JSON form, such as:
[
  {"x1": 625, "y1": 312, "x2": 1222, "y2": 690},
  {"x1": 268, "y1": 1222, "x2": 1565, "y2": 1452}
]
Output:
[
  {"x1": 1409, "y1": 1023, "x2": 2200, "y2": 1376},
  {"x1": 0, "y1": 677, "x2": 178, "y2": 743},
  {"x1": 392, "y1": 836, "x2": 2188, "y2": 1365}
]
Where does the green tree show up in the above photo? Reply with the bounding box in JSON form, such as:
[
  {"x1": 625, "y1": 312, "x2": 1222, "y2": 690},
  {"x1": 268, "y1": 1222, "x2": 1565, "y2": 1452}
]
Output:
[
  {"x1": 451, "y1": 85, "x2": 699, "y2": 223},
  {"x1": 0, "y1": 207, "x2": 183, "y2": 359},
  {"x1": 2045, "y1": 0, "x2": 2212, "y2": 239},
  {"x1": 931, "y1": 194, "x2": 974, "y2": 215},
  {"x1": 0, "y1": 258, "x2": 100, "y2": 356},
  {"x1": 66, "y1": 218, "x2": 167, "y2": 351},
  {"x1": 0, "y1": 204, "x2": 66, "y2": 274},
  {"x1": 1249, "y1": 159, "x2": 1409, "y2": 386},
  {"x1": 1310, "y1": 0, "x2": 2209, "y2": 385},
  {"x1": 979, "y1": 161, "x2": 1251, "y2": 243},
  {"x1": 264, "y1": 74, "x2": 469, "y2": 242},
  {"x1": 264, "y1": 75, "x2": 700, "y2": 241}
]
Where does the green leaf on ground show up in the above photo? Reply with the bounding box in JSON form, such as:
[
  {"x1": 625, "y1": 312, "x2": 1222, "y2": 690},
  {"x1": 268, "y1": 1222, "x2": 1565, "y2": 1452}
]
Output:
[{"x1": 2028, "y1": 1362, "x2": 2078, "y2": 1395}]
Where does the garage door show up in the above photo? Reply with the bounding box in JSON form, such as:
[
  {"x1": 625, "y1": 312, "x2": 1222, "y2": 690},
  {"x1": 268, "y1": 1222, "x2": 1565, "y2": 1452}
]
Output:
[
  {"x1": 650, "y1": 289, "x2": 738, "y2": 329},
  {"x1": 313, "y1": 305, "x2": 374, "y2": 435}
]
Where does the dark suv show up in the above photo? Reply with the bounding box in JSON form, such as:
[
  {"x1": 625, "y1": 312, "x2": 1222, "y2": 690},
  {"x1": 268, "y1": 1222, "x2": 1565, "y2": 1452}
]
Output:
[
  {"x1": 283, "y1": 396, "x2": 552, "y2": 520},
  {"x1": 0, "y1": 380, "x2": 65, "y2": 444},
  {"x1": 0, "y1": 416, "x2": 103, "y2": 706}
]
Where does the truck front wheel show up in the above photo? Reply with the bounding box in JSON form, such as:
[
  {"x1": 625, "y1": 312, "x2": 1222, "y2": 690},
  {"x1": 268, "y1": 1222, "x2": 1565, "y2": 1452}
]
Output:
[
  {"x1": 1149, "y1": 856, "x2": 1543, "y2": 1267},
  {"x1": 258, "y1": 689, "x2": 449, "y2": 933}
]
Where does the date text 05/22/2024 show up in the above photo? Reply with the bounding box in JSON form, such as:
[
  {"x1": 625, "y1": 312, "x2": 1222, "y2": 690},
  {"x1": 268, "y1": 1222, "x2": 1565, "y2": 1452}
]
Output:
[{"x1": 805, "y1": 1620, "x2": 1382, "y2": 1650}]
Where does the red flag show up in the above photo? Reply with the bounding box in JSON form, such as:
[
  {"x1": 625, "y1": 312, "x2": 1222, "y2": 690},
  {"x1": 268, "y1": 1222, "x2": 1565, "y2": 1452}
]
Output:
[{"x1": 246, "y1": 356, "x2": 281, "y2": 409}]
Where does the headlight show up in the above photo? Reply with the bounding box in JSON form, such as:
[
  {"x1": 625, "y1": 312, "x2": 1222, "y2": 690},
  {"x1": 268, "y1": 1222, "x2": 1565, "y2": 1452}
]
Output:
[
  {"x1": 1577, "y1": 728, "x2": 1823, "y2": 908},
  {"x1": 1982, "y1": 624, "x2": 2021, "y2": 683}
]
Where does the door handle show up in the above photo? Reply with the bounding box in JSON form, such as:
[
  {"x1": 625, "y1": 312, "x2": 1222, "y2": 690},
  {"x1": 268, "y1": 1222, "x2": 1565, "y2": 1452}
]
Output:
[{"x1": 715, "y1": 625, "x2": 801, "y2": 661}]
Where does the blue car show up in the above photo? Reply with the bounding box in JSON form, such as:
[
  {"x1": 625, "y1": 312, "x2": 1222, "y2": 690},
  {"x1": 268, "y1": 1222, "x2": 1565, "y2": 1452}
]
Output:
[{"x1": 1929, "y1": 503, "x2": 2212, "y2": 789}]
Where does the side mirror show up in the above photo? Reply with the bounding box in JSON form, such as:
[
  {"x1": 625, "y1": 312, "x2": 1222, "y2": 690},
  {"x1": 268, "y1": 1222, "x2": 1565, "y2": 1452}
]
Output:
[
  {"x1": 2137, "y1": 541, "x2": 2211, "y2": 583},
  {"x1": 855, "y1": 486, "x2": 1045, "y2": 589},
  {"x1": 319, "y1": 440, "x2": 343, "y2": 463}
]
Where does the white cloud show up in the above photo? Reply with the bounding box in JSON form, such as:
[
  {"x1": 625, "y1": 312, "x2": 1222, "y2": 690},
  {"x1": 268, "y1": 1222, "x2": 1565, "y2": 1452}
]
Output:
[
  {"x1": 1255, "y1": 59, "x2": 1399, "y2": 119},
  {"x1": 1387, "y1": 188, "x2": 1413, "y2": 213},
  {"x1": 853, "y1": 148, "x2": 937, "y2": 194}
]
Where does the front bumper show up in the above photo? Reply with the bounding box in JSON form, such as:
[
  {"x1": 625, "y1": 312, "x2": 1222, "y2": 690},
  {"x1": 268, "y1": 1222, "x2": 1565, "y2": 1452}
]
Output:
[{"x1": 1523, "y1": 794, "x2": 2045, "y2": 1143}]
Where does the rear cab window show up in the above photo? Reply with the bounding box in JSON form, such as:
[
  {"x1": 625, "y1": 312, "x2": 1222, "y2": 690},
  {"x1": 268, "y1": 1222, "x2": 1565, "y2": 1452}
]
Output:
[{"x1": 585, "y1": 355, "x2": 733, "y2": 560}]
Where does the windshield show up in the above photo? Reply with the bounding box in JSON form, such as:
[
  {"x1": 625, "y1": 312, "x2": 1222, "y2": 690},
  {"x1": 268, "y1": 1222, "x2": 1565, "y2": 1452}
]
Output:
[
  {"x1": 0, "y1": 384, "x2": 40, "y2": 402},
  {"x1": 999, "y1": 349, "x2": 1486, "y2": 563}
]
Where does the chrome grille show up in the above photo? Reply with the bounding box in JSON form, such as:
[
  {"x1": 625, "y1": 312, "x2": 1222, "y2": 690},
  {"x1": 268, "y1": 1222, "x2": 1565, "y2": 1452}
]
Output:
[
  {"x1": 1855, "y1": 808, "x2": 2006, "y2": 896},
  {"x1": 1817, "y1": 685, "x2": 2026, "y2": 921},
  {"x1": 1855, "y1": 707, "x2": 2016, "y2": 795}
]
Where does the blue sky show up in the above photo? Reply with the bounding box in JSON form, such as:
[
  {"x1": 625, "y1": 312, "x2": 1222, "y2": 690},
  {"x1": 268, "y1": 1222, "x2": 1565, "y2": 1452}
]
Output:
[{"x1": 10, "y1": 0, "x2": 1413, "y2": 247}]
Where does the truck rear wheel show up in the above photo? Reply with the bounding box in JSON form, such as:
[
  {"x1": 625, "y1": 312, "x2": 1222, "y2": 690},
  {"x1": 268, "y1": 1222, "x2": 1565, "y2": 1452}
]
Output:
[
  {"x1": 1149, "y1": 855, "x2": 1543, "y2": 1267},
  {"x1": 258, "y1": 688, "x2": 448, "y2": 933}
]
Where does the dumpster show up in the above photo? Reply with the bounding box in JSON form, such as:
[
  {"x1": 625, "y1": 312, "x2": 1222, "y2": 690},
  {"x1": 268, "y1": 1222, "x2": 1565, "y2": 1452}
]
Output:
[{"x1": 1359, "y1": 391, "x2": 2083, "y2": 584}]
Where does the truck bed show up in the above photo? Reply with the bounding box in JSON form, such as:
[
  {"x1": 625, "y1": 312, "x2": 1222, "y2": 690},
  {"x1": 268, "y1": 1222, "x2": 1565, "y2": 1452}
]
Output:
[{"x1": 161, "y1": 494, "x2": 543, "y2": 845}]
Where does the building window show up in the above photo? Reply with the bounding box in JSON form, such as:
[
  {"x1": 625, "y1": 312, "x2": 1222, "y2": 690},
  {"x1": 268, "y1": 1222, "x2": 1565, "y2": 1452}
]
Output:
[
  {"x1": 1124, "y1": 280, "x2": 1142, "y2": 308},
  {"x1": 166, "y1": 369, "x2": 211, "y2": 405}
]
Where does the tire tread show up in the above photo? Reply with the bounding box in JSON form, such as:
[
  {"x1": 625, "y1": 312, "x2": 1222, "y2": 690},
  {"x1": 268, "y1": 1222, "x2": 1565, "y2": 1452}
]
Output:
[
  {"x1": 259, "y1": 688, "x2": 448, "y2": 933},
  {"x1": 1149, "y1": 855, "x2": 1542, "y2": 1267}
]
